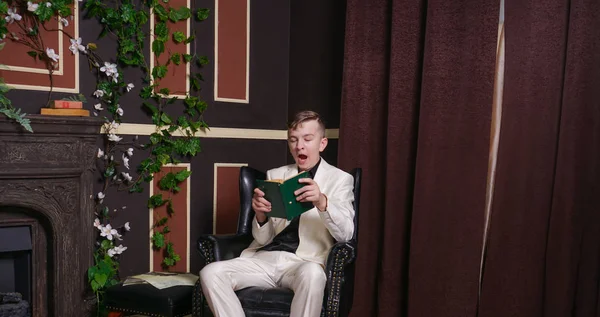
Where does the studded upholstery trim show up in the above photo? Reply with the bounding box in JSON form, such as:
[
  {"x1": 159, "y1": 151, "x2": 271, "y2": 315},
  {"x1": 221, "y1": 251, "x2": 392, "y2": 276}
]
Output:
[
  {"x1": 323, "y1": 244, "x2": 353, "y2": 317},
  {"x1": 107, "y1": 305, "x2": 191, "y2": 317}
]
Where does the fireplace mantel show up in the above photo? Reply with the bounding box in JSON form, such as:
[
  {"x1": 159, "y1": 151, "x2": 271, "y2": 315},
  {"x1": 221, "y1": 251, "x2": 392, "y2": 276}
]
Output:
[{"x1": 0, "y1": 115, "x2": 103, "y2": 316}]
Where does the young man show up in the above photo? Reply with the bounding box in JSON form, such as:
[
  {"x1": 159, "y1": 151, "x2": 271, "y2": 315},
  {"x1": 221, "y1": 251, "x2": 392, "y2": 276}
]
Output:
[{"x1": 200, "y1": 111, "x2": 355, "y2": 317}]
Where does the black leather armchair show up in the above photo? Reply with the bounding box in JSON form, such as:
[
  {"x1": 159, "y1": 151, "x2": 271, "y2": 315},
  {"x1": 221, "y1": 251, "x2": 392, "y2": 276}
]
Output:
[{"x1": 193, "y1": 166, "x2": 362, "y2": 317}]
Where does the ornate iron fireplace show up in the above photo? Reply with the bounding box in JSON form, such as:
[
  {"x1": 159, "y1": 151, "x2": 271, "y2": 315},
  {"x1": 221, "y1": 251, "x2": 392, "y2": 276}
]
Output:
[{"x1": 0, "y1": 115, "x2": 102, "y2": 316}]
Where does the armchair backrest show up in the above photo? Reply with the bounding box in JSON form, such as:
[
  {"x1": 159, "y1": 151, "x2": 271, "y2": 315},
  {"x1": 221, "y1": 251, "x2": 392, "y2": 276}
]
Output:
[
  {"x1": 237, "y1": 166, "x2": 362, "y2": 242},
  {"x1": 237, "y1": 166, "x2": 266, "y2": 235}
]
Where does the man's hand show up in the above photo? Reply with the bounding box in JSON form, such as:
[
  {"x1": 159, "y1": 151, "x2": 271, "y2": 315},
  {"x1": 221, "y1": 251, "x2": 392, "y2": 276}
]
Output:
[
  {"x1": 295, "y1": 178, "x2": 327, "y2": 211},
  {"x1": 252, "y1": 188, "x2": 271, "y2": 223}
]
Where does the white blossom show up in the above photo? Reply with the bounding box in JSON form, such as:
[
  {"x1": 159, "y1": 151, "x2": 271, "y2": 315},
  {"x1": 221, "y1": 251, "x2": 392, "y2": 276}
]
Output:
[
  {"x1": 94, "y1": 103, "x2": 103, "y2": 111},
  {"x1": 100, "y1": 62, "x2": 118, "y2": 77},
  {"x1": 112, "y1": 72, "x2": 119, "y2": 83},
  {"x1": 93, "y1": 112, "x2": 98, "y2": 116},
  {"x1": 93, "y1": 90, "x2": 104, "y2": 98},
  {"x1": 100, "y1": 224, "x2": 118, "y2": 240},
  {"x1": 5, "y1": 8, "x2": 22, "y2": 24},
  {"x1": 107, "y1": 249, "x2": 116, "y2": 257},
  {"x1": 93, "y1": 218, "x2": 101, "y2": 229},
  {"x1": 121, "y1": 154, "x2": 129, "y2": 170},
  {"x1": 59, "y1": 17, "x2": 68, "y2": 27},
  {"x1": 108, "y1": 134, "x2": 122, "y2": 142},
  {"x1": 97, "y1": 192, "x2": 105, "y2": 199},
  {"x1": 69, "y1": 37, "x2": 86, "y2": 54},
  {"x1": 124, "y1": 222, "x2": 131, "y2": 231},
  {"x1": 97, "y1": 148, "x2": 104, "y2": 158},
  {"x1": 46, "y1": 2, "x2": 51, "y2": 7},
  {"x1": 126, "y1": 148, "x2": 134, "y2": 157},
  {"x1": 108, "y1": 120, "x2": 120, "y2": 131},
  {"x1": 121, "y1": 172, "x2": 132, "y2": 182},
  {"x1": 126, "y1": 83, "x2": 134, "y2": 92},
  {"x1": 114, "y1": 245, "x2": 127, "y2": 254},
  {"x1": 45, "y1": 48, "x2": 59, "y2": 62},
  {"x1": 113, "y1": 231, "x2": 123, "y2": 240},
  {"x1": 27, "y1": 2, "x2": 39, "y2": 12},
  {"x1": 116, "y1": 106, "x2": 123, "y2": 116}
]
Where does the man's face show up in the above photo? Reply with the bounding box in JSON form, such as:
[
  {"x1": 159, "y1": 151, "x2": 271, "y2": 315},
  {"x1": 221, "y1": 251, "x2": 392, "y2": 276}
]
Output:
[{"x1": 288, "y1": 120, "x2": 328, "y2": 171}]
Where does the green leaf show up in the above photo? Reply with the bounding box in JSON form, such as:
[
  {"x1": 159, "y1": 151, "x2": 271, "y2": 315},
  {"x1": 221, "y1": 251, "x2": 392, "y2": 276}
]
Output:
[
  {"x1": 156, "y1": 217, "x2": 168, "y2": 227},
  {"x1": 154, "y1": 22, "x2": 168, "y2": 41},
  {"x1": 173, "y1": 138, "x2": 201, "y2": 156},
  {"x1": 158, "y1": 172, "x2": 177, "y2": 190},
  {"x1": 91, "y1": 280, "x2": 100, "y2": 292},
  {"x1": 157, "y1": 153, "x2": 170, "y2": 165},
  {"x1": 149, "y1": 133, "x2": 162, "y2": 145},
  {"x1": 172, "y1": 32, "x2": 185, "y2": 43},
  {"x1": 197, "y1": 56, "x2": 210, "y2": 66},
  {"x1": 152, "y1": 65, "x2": 168, "y2": 79},
  {"x1": 120, "y1": 3, "x2": 135, "y2": 22},
  {"x1": 148, "y1": 194, "x2": 165, "y2": 208},
  {"x1": 190, "y1": 77, "x2": 200, "y2": 91},
  {"x1": 166, "y1": 200, "x2": 175, "y2": 214},
  {"x1": 152, "y1": 40, "x2": 165, "y2": 57},
  {"x1": 160, "y1": 113, "x2": 172, "y2": 124},
  {"x1": 163, "y1": 257, "x2": 174, "y2": 267},
  {"x1": 184, "y1": 34, "x2": 195, "y2": 44},
  {"x1": 101, "y1": 240, "x2": 112, "y2": 250},
  {"x1": 196, "y1": 8, "x2": 210, "y2": 21},
  {"x1": 140, "y1": 86, "x2": 154, "y2": 99},
  {"x1": 143, "y1": 102, "x2": 159, "y2": 115},
  {"x1": 104, "y1": 166, "x2": 115, "y2": 178},
  {"x1": 175, "y1": 170, "x2": 192, "y2": 183},
  {"x1": 162, "y1": 226, "x2": 171, "y2": 234},
  {"x1": 169, "y1": 6, "x2": 191, "y2": 22},
  {"x1": 152, "y1": 232, "x2": 165, "y2": 248},
  {"x1": 27, "y1": 51, "x2": 38, "y2": 59},
  {"x1": 167, "y1": 53, "x2": 181, "y2": 66},
  {"x1": 175, "y1": 169, "x2": 192, "y2": 182},
  {"x1": 159, "y1": 87, "x2": 171, "y2": 95},
  {"x1": 94, "y1": 273, "x2": 108, "y2": 288},
  {"x1": 183, "y1": 54, "x2": 193, "y2": 63},
  {"x1": 154, "y1": 4, "x2": 169, "y2": 22}
]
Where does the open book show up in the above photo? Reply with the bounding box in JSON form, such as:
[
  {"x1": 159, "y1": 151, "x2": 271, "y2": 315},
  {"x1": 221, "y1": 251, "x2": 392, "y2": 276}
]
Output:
[{"x1": 256, "y1": 171, "x2": 314, "y2": 220}]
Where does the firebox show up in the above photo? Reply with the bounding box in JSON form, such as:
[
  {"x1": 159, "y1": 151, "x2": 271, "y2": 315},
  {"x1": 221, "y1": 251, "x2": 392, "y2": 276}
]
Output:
[{"x1": 0, "y1": 226, "x2": 32, "y2": 301}]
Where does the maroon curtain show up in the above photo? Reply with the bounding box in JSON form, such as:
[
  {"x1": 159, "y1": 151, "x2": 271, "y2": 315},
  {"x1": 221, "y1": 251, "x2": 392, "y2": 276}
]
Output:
[
  {"x1": 338, "y1": 1, "x2": 499, "y2": 316},
  {"x1": 478, "y1": 0, "x2": 600, "y2": 316}
]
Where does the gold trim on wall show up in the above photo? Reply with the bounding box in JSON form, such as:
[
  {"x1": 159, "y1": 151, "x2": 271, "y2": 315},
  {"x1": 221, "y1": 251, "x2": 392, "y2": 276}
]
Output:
[{"x1": 104, "y1": 123, "x2": 340, "y2": 140}]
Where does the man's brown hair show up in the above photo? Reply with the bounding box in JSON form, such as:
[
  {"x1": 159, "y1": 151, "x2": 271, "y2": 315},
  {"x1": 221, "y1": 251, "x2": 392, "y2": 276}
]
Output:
[{"x1": 288, "y1": 111, "x2": 326, "y2": 137}]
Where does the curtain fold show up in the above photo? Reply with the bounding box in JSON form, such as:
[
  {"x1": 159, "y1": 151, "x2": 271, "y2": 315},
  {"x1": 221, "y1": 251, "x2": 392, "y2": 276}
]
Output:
[
  {"x1": 478, "y1": 0, "x2": 600, "y2": 316},
  {"x1": 338, "y1": 1, "x2": 499, "y2": 316}
]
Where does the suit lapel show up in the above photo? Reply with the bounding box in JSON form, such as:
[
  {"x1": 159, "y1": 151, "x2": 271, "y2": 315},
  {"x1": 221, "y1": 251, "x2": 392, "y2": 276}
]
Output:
[{"x1": 313, "y1": 157, "x2": 329, "y2": 191}]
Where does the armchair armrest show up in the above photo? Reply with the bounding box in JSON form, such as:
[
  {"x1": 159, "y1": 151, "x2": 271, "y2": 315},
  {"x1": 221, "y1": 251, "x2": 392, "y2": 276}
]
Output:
[
  {"x1": 194, "y1": 233, "x2": 253, "y2": 317},
  {"x1": 197, "y1": 233, "x2": 254, "y2": 264},
  {"x1": 323, "y1": 241, "x2": 357, "y2": 316}
]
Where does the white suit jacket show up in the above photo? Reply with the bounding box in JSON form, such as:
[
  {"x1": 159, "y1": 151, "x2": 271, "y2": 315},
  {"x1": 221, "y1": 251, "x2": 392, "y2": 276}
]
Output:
[{"x1": 240, "y1": 158, "x2": 355, "y2": 266}]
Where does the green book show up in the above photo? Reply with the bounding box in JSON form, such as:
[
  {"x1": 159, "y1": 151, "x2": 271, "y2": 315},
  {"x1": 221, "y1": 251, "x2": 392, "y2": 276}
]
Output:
[{"x1": 255, "y1": 171, "x2": 314, "y2": 220}]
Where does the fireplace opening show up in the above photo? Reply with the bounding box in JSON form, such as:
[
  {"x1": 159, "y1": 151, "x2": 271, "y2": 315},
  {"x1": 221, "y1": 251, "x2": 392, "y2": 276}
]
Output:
[
  {"x1": 0, "y1": 225, "x2": 32, "y2": 316},
  {"x1": 0, "y1": 206, "x2": 52, "y2": 317}
]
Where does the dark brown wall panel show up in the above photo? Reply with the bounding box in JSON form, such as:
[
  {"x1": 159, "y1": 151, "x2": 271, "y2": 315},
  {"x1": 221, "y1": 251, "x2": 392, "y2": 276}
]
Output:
[
  {"x1": 215, "y1": 0, "x2": 248, "y2": 101},
  {"x1": 215, "y1": 165, "x2": 243, "y2": 234},
  {"x1": 151, "y1": 165, "x2": 190, "y2": 273},
  {"x1": 288, "y1": 0, "x2": 345, "y2": 128}
]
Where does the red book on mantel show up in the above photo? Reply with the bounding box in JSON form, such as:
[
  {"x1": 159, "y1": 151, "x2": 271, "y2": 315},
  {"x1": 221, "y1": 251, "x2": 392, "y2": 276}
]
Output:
[{"x1": 50, "y1": 100, "x2": 83, "y2": 109}]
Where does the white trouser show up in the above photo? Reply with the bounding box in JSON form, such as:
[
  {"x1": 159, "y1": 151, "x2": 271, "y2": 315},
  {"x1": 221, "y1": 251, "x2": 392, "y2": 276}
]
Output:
[{"x1": 200, "y1": 251, "x2": 327, "y2": 317}]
